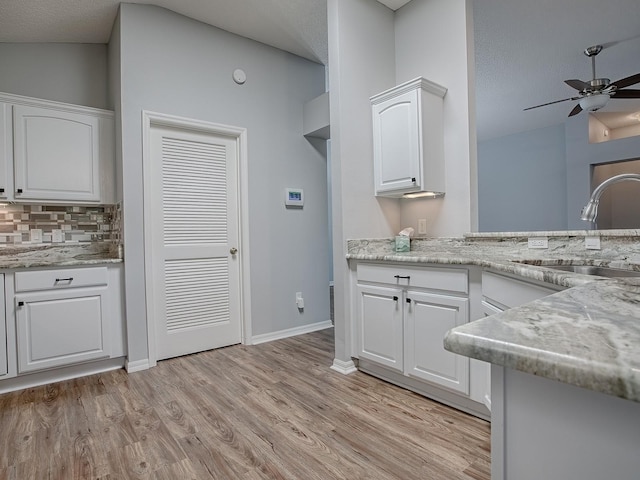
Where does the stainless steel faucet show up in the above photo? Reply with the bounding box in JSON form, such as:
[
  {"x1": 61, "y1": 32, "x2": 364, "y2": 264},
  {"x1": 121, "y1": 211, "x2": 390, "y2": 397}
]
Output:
[{"x1": 580, "y1": 173, "x2": 640, "y2": 222}]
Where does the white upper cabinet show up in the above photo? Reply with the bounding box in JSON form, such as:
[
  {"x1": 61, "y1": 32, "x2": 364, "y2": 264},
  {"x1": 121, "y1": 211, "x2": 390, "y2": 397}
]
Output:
[
  {"x1": 0, "y1": 92, "x2": 115, "y2": 204},
  {"x1": 371, "y1": 77, "x2": 446, "y2": 197},
  {"x1": 0, "y1": 103, "x2": 11, "y2": 200},
  {"x1": 13, "y1": 105, "x2": 100, "y2": 202}
]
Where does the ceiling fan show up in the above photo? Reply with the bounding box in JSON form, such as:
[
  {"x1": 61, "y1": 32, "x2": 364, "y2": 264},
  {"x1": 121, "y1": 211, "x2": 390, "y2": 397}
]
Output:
[{"x1": 524, "y1": 44, "x2": 640, "y2": 117}]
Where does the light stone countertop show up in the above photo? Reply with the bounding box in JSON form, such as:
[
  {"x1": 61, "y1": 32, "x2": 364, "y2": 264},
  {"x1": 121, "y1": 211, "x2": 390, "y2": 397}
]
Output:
[
  {"x1": 0, "y1": 243, "x2": 122, "y2": 269},
  {"x1": 347, "y1": 231, "x2": 640, "y2": 403}
]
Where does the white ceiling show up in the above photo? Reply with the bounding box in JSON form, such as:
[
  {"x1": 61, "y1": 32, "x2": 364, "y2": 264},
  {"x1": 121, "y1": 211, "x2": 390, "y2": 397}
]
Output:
[
  {"x1": 0, "y1": 0, "x2": 331, "y2": 64},
  {"x1": 0, "y1": 0, "x2": 638, "y2": 142}
]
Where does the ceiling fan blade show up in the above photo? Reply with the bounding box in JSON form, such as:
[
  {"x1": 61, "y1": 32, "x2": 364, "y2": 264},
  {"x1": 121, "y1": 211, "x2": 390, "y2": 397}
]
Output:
[
  {"x1": 601, "y1": 33, "x2": 640, "y2": 50},
  {"x1": 523, "y1": 96, "x2": 580, "y2": 111},
  {"x1": 612, "y1": 89, "x2": 640, "y2": 99},
  {"x1": 568, "y1": 104, "x2": 583, "y2": 117},
  {"x1": 611, "y1": 73, "x2": 640, "y2": 89},
  {"x1": 565, "y1": 79, "x2": 589, "y2": 91}
]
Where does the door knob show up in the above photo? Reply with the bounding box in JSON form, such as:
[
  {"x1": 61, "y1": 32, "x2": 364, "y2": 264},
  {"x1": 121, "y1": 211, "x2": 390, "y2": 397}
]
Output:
[{"x1": 230, "y1": 247, "x2": 238, "y2": 255}]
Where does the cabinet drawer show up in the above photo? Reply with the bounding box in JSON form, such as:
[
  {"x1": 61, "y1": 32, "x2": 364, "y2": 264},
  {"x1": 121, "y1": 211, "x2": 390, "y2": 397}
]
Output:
[
  {"x1": 15, "y1": 266, "x2": 108, "y2": 292},
  {"x1": 357, "y1": 263, "x2": 468, "y2": 293},
  {"x1": 482, "y1": 271, "x2": 557, "y2": 309}
]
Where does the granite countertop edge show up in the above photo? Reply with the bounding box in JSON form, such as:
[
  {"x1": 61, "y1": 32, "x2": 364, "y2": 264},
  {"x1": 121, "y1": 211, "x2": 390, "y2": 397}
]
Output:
[
  {"x1": 345, "y1": 252, "x2": 597, "y2": 289},
  {"x1": 347, "y1": 234, "x2": 640, "y2": 403},
  {"x1": 0, "y1": 244, "x2": 123, "y2": 270}
]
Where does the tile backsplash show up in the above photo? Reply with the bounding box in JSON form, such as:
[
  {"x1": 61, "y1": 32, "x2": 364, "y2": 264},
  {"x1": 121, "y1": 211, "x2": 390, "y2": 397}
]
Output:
[{"x1": 0, "y1": 204, "x2": 119, "y2": 245}]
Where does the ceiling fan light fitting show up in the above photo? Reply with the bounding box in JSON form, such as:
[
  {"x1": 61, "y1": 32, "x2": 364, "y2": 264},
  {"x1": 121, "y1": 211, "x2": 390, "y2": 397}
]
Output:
[{"x1": 579, "y1": 94, "x2": 610, "y2": 112}]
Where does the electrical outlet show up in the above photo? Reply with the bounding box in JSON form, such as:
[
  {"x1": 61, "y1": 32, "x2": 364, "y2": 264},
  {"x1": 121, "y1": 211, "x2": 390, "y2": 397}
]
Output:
[
  {"x1": 527, "y1": 237, "x2": 548, "y2": 249},
  {"x1": 296, "y1": 292, "x2": 304, "y2": 309},
  {"x1": 418, "y1": 219, "x2": 427, "y2": 235},
  {"x1": 585, "y1": 236, "x2": 601, "y2": 250}
]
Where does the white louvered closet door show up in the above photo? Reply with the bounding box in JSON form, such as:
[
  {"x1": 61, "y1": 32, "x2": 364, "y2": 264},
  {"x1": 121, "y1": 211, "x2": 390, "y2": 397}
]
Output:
[{"x1": 149, "y1": 125, "x2": 241, "y2": 360}]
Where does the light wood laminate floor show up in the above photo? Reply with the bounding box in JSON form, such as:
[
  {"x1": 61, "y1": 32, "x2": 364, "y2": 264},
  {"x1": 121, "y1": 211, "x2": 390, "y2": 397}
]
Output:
[{"x1": 0, "y1": 328, "x2": 490, "y2": 479}]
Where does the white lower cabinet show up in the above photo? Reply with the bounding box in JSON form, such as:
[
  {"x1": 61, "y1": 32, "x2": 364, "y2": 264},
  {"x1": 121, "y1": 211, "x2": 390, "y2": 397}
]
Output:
[
  {"x1": 481, "y1": 300, "x2": 504, "y2": 412},
  {"x1": 0, "y1": 274, "x2": 6, "y2": 376},
  {"x1": 0, "y1": 265, "x2": 125, "y2": 388},
  {"x1": 355, "y1": 262, "x2": 480, "y2": 415},
  {"x1": 405, "y1": 290, "x2": 469, "y2": 394},
  {"x1": 357, "y1": 284, "x2": 403, "y2": 371},
  {"x1": 482, "y1": 270, "x2": 559, "y2": 310},
  {"x1": 480, "y1": 271, "x2": 563, "y2": 415},
  {"x1": 352, "y1": 261, "x2": 566, "y2": 420},
  {"x1": 15, "y1": 287, "x2": 109, "y2": 373}
]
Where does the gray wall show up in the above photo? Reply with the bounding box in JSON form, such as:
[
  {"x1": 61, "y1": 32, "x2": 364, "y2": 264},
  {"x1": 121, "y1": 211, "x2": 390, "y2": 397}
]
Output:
[
  {"x1": 396, "y1": 0, "x2": 477, "y2": 236},
  {"x1": 117, "y1": 4, "x2": 329, "y2": 361},
  {"x1": 0, "y1": 43, "x2": 108, "y2": 109},
  {"x1": 478, "y1": 124, "x2": 568, "y2": 232},
  {"x1": 107, "y1": 11, "x2": 123, "y2": 202}
]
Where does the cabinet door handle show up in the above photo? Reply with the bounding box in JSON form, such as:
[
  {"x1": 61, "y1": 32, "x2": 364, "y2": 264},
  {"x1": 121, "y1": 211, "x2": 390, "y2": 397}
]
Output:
[
  {"x1": 0, "y1": 188, "x2": 4, "y2": 193},
  {"x1": 55, "y1": 277, "x2": 74, "y2": 283},
  {"x1": 406, "y1": 298, "x2": 412, "y2": 303},
  {"x1": 17, "y1": 301, "x2": 24, "y2": 307},
  {"x1": 394, "y1": 275, "x2": 410, "y2": 280},
  {"x1": 411, "y1": 177, "x2": 416, "y2": 183},
  {"x1": 16, "y1": 188, "x2": 22, "y2": 194},
  {"x1": 393, "y1": 296, "x2": 398, "y2": 302}
]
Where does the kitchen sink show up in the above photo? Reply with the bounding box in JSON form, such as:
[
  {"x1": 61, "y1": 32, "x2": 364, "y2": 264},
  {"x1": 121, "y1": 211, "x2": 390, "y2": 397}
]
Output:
[{"x1": 541, "y1": 265, "x2": 640, "y2": 278}]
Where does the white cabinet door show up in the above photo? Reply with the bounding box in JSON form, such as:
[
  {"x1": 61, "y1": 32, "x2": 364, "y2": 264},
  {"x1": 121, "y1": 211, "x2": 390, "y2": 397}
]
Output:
[
  {"x1": 372, "y1": 88, "x2": 421, "y2": 194},
  {"x1": 13, "y1": 104, "x2": 101, "y2": 202},
  {"x1": 0, "y1": 274, "x2": 6, "y2": 376},
  {"x1": 481, "y1": 300, "x2": 504, "y2": 411},
  {"x1": 15, "y1": 287, "x2": 110, "y2": 373},
  {"x1": 0, "y1": 103, "x2": 10, "y2": 200},
  {"x1": 404, "y1": 290, "x2": 470, "y2": 394},
  {"x1": 371, "y1": 77, "x2": 446, "y2": 197},
  {"x1": 357, "y1": 284, "x2": 404, "y2": 372}
]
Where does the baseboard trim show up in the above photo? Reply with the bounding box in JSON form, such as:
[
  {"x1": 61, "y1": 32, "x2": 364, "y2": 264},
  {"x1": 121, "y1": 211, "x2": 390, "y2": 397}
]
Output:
[
  {"x1": 125, "y1": 358, "x2": 151, "y2": 373},
  {"x1": 330, "y1": 358, "x2": 358, "y2": 375},
  {"x1": 251, "y1": 320, "x2": 333, "y2": 345},
  {"x1": 0, "y1": 357, "x2": 125, "y2": 395}
]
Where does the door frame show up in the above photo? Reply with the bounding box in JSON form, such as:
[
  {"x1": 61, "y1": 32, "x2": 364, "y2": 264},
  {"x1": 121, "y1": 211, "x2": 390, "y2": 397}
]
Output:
[{"x1": 141, "y1": 110, "x2": 252, "y2": 367}]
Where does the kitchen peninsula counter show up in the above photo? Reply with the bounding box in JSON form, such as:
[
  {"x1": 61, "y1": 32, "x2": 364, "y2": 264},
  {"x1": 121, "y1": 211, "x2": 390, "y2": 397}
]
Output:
[
  {"x1": 347, "y1": 230, "x2": 640, "y2": 403},
  {"x1": 348, "y1": 230, "x2": 640, "y2": 479}
]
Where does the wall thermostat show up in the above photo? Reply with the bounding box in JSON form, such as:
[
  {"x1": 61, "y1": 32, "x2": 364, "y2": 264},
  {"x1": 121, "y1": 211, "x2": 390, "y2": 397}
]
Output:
[{"x1": 285, "y1": 188, "x2": 304, "y2": 207}]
